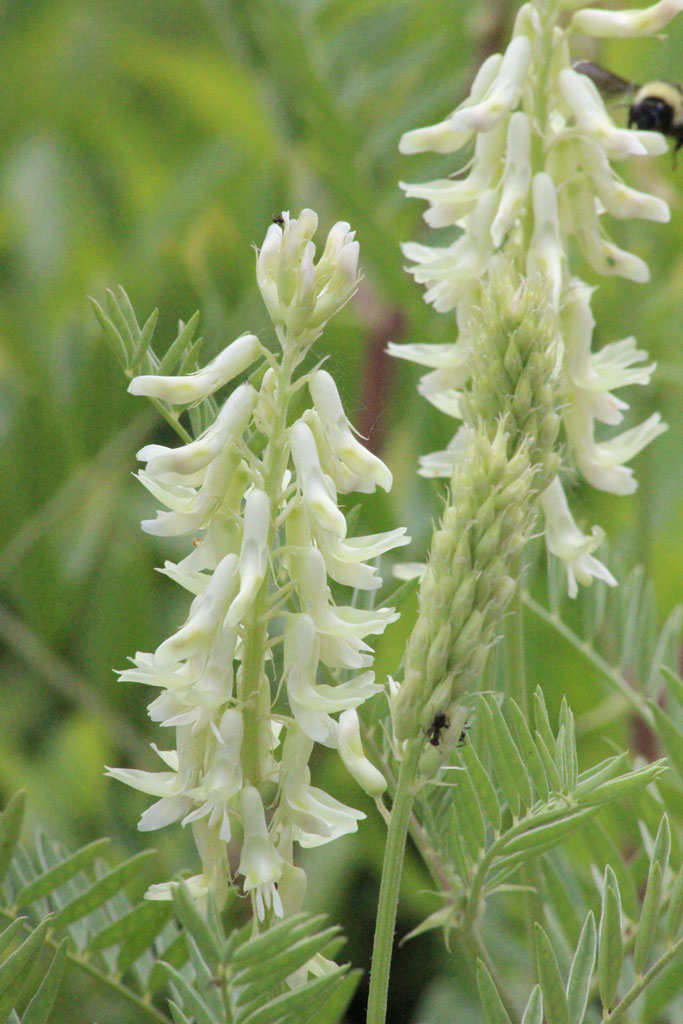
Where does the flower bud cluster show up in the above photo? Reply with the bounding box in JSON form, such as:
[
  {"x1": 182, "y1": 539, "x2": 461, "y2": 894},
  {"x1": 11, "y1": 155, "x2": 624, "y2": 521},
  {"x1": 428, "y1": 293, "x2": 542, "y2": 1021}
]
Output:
[
  {"x1": 394, "y1": 0, "x2": 674, "y2": 595},
  {"x1": 392, "y1": 421, "x2": 536, "y2": 743},
  {"x1": 108, "y1": 212, "x2": 407, "y2": 918},
  {"x1": 257, "y1": 209, "x2": 360, "y2": 348}
]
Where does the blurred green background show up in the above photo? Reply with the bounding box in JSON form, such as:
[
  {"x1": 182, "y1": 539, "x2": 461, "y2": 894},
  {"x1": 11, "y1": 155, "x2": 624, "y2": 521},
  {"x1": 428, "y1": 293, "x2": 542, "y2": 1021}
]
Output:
[{"x1": 0, "y1": 0, "x2": 681, "y2": 1020}]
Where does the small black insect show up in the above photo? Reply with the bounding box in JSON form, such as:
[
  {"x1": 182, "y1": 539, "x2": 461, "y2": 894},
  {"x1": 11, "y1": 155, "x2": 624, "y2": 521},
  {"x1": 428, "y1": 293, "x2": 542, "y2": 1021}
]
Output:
[
  {"x1": 271, "y1": 214, "x2": 285, "y2": 226},
  {"x1": 426, "y1": 711, "x2": 450, "y2": 747},
  {"x1": 457, "y1": 724, "x2": 469, "y2": 747}
]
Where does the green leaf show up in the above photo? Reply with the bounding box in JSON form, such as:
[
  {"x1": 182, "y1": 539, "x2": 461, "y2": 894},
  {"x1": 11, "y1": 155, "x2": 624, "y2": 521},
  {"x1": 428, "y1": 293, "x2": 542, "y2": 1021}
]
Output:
[
  {"x1": 239, "y1": 966, "x2": 348, "y2": 1024},
  {"x1": 666, "y1": 855, "x2": 683, "y2": 939},
  {"x1": 113, "y1": 285, "x2": 141, "y2": 344},
  {"x1": 0, "y1": 918, "x2": 50, "y2": 1020},
  {"x1": 566, "y1": 912, "x2": 596, "y2": 1024},
  {"x1": 478, "y1": 699, "x2": 520, "y2": 818},
  {"x1": 168, "y1": 1001, "x2": 193, "y2": 1024},
  {"x1": 459, "y1": 741, "x2": 501, "y2": 832},
  {"x1": 51, "y1": 849, "x2": 157, "y2": 928},
  {"x1": 649, "y1": 703, "x2": 683, "y2": 781},
  {"x1": 158, "y1": 312, "x2": 201, "y2": 375},
  {"x1": 232, "y1": 914, "x2": 329, "y2": 969},
  {"x1": 488, "y1": 698, "x2": 534, "y2": 810},
  {"x1": 160, "y1": 962, "x2": 215, "y2": 1024},
  {"x1": 578, "y1": 761, "x2": 665, "y2": 806},
  {"x1": 106, "y1": 288, "x2": 136, "y2": 348},
  {"x1": 452, "y1": 766, "x2": 487, "y2": 860},
  {"x1": 475, "y1": 960, "x2": 512, "y2": 1024},
  {"x1": 131, "y1": 307, "x2": 160, "y2": 368},
  {"x1": 659, "y1": 665, "x2": 683, "y2": 708},
  {"x1": 172, "y1": 884, "x2": 222, "y2": 971},
  {"x1": 148, "y1": 930, "x2": 189, "y2": 995},
  {"x1": 520, "y1": 985, "x2": 543, "y2": 1024},
  {"x1": 534, "y1": 731, "x2": 562, "y2": 792},
  {"x1": 598, "y1": 866, "x2": 623, "y2": 1012},
  {"x1": 236, "y1": 932, "x2": 344, "y2": 1004},
  {"x1": 88, "y1": 897, "x2": 172, "y2": 953},
  {"x1": 533, "y1": 688, "x2": 556, "y2": 757},
  {"x1": 534, "y1": 924, "x2": 569, "y2": 1024},
  {"x1": 310, "y1": 968, "x2": 361, "y2": 1024},
  {"x1": 558, "y1": 699, "x2": 578, "y2": 791},
  {"x1": 0, "y1": 792, "x2": 25, "y2": 884},
  {"x1": 16, "y1": 838, "x2": 111, "y2": 905},
  {"x1": 0, "y1": 920, "x2": 27, "y2": 960},
  {"x1": 500, "y1": 809, "x2": 596, "y2": 857},
  {"x1": 633, "y1": 816, "x2": 670, "y2": 974},
  {"x1": 506, "y1": 700, "x2": 549, "y2": 801},
  {"x1": 21, "y1": 940, "x2": 67, "y2": 1024},
  {"x1": 90, "y1": 298, "x2": 128, "y2": 366},
  {"x1": 574, "y1": 754, "x2": 629, "y2": 799}
]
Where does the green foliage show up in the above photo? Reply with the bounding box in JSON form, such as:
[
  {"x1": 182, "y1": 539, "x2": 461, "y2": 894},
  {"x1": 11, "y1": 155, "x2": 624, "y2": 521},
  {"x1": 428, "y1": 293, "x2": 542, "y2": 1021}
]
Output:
[
  {"x1": 409, "y1": 690, "x2": 666, "y2": 935},
  {"x1": 0, "y1": 795, "x2": 358, "y2": 1023},
  {"x1": 477, "y1": 813, "x2": 683, "y2": 1024},
  {"x1": 1, "y1": 0, "x2": 682, "y2": 1020}
]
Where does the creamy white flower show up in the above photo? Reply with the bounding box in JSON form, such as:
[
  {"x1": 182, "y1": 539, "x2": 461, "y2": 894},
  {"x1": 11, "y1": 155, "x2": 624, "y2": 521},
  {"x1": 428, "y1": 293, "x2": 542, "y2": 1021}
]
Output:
[
  {"x1": 541, "y1": 477, "x2": 617, "y2": 598},
  {"x1": 290, "y1": 420, "x2": 347, "y2": 537},
  {"x1": 558, "y1": 69, "x2": 655, "y2": 159},
  {"x1": 568, "y1": 407, "x2": 667, "y2": 494},
  {"x1": 335, "y1": 709, "x2": 387, "y2": 797},
  {"x1": 136, "y1": 382, "x2": 257, "y2": 485},
  {"x1": 284, "y1": 615, "x2": 381, "y2": 744},
  {"x1": 572, "y1": 0, "x2": 683, "y2": 37},
  {"x1": 154, "y1": 553, "x2": 239, "y2": 670},
  {"x1": 308, "y1": 370, "x2": 393, "y2": 492},
  {"x1": 562, "y1": 181, "x2": 650, "y2": 282},
  {"x1": 128, "y1": 334, "x2": 263, "y2": 404},
  {"x1": 257, "y1": 210, "x2": 360, "y2": 337},
  {"x1": 491, "y1": 112, "x2": 532, "y2": 246},
  {"x1": 276, "y1": 726, "x2": 365, "y2": 847},
  {"x1": 400, "y1": 121, "x2": 506, "y2": 228},
  {"x1": 181, "y1": 709, "x2": 244, "y2": 841},
  {"x1": 527, "y1": 172, "x2": 564, "y2": 307},
  {"x1": 295, "y1": 548, "x2": 398, "y2": 669},
  {"x1": 226, "y1": 489, "x2": 270, "y2": 627},
  {"x1": 238, "y1": 786, "x2": 284, "y2": 920},
  {"x1": 578, "y1": 142, "x2": 670, "y2": 223},
  {"x1": 399, "y1": 53, "x2": 503, "y2": 154},
  {"x1": 402, "y1": 190, "x2": 499, "y2": 313},
  {"x1": 562, "y1": 279, "x2": 657, "y2": 425},
  {"x1": 449, "y1": 36, "x2": 531, "y2": 134}
]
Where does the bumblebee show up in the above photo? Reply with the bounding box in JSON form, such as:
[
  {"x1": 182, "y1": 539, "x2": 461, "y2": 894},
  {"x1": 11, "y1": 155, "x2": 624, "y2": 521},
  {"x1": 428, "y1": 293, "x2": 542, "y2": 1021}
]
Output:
[{"x1": 573, "y1": 61, "x2": 683, "y2": 152}]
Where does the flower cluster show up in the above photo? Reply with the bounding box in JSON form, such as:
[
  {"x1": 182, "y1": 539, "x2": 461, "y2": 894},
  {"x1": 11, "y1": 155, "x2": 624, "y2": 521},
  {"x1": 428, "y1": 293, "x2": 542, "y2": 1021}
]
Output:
[
  {"x1": 393, "y1": 0, "x2": 676, "y2": 595},
  {"x1": 108, "y1": 211, "x2": 408, "y2": 917}
]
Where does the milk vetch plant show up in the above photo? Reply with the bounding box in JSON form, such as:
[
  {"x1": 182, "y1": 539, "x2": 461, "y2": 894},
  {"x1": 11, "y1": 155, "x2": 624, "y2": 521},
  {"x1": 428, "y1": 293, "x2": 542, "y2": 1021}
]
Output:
[
  {"x1": 393, "y1": 0, "x2": 676, "y2": 597},
  {"x1": 104, "y1": 210, "x2": 408, "y2": 922}
]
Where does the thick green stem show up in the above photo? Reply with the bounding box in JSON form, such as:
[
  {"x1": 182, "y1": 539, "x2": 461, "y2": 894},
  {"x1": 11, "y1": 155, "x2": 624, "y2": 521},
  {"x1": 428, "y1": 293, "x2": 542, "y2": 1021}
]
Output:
[{"x1": 366, "y1": 737, "x2": 422, "y2": 1024}]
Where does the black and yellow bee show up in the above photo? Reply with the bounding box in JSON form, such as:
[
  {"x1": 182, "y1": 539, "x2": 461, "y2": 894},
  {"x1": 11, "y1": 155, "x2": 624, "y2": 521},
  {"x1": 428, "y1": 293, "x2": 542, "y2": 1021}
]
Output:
[{"x1": 573, "y1": 60, "x2": 683, "y2": 153}]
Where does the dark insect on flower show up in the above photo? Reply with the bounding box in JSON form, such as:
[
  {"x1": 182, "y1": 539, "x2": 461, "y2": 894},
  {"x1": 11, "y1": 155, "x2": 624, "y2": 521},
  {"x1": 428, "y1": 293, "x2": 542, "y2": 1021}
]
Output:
[
  {"x1": 457, "y1": 724, "x2": 469, "y2": 747},
  {"x1": 573, "y1": 61, "x2": 683, "y2": 153},
  {"x1": 272, "y1": 214, "x2": 285, "y2": 226},
  {"x1": 426, "y1": 711, "x2": 450, "y2": 747}
]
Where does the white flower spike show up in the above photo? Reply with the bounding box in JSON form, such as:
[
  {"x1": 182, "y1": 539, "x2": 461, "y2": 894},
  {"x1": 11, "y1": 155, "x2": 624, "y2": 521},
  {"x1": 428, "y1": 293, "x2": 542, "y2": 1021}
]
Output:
[
  {"x1": 395, "y1": 0, "x2": 674, "y2": 595},
  {"x1": 111, "y1": 211, "x2": 406, "y2": 919}
]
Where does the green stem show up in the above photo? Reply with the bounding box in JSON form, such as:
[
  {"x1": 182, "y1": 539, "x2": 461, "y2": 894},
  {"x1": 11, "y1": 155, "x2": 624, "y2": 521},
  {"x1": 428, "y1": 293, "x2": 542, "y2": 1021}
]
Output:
[
  {"x1": 238, "y1": 340, "x2": 297, "y2": 786},
  {"x1": 603, "y1": 937, "x2": 683, "y2": 1023},
  {"x1": 366, "y1": 737, "x2": 422, "y2": 1024}
]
